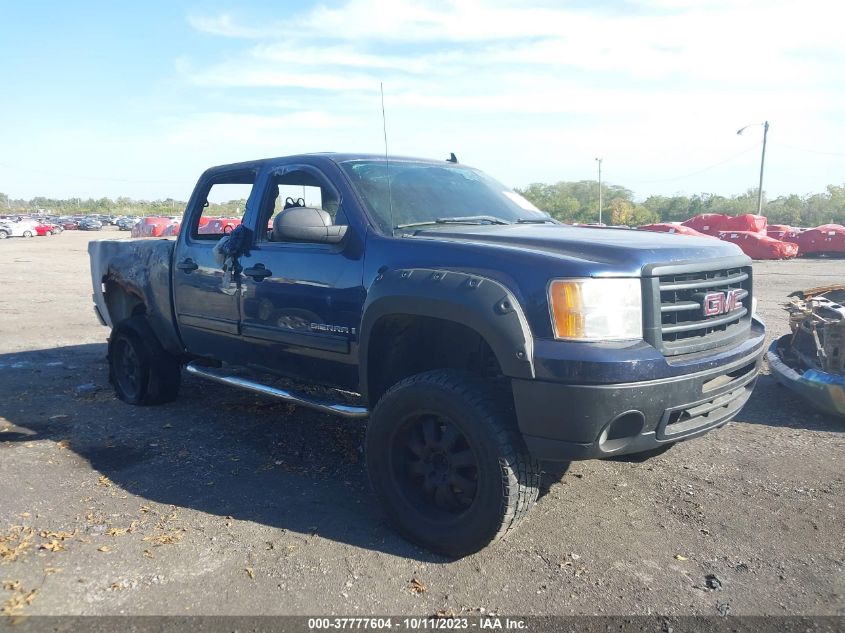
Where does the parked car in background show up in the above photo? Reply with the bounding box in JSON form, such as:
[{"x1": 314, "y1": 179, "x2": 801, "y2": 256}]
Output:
[
  {"x1": 78, "y1": 218, "x2": 103, "y2": 231},
  {"x1": 61, "y1": 219, "x2": 80, "y2": 230},
  {"x1": 198, "y1": 217, "x2": 241, "y2": 235},
  {"x1": 34, "y1": 221, "x2": 59, "y2": 236},
  {"x1": 162, "y1": 221, "x2": 181, "y2": 237},
  {"x1": 0, "y1": 222, "x2": 35, "y2": 238},
  {"x1": 0, "y1": 217, "x2": 39, "y2": 238},
  {"x1": 116, "y1": 217, "x2": 137, "y2": 231},
  {"x1": 131, "y1": 216, "x2": 171, "y2": 238}
]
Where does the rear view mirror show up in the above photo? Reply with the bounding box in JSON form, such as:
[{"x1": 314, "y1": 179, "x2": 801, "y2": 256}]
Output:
[{"x1": 272, "y1": 207, "x2": 348, "y2": 244}]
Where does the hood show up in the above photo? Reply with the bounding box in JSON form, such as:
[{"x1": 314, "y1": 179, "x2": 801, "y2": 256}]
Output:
[{"x1": 412, "y1": 224, "x2": 744, "y2": 275}]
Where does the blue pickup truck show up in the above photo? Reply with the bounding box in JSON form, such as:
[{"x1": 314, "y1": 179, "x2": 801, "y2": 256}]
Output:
[{"x1": 89, "y1": 153, "x2": 765, "y2": 556}]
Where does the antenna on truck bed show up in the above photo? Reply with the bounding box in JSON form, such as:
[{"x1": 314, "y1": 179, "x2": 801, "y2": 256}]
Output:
[{"x1": 380, "y1": 82, "x2": 395, "y2": 235}]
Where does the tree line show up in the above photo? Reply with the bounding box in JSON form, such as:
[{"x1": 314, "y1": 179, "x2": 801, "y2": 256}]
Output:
[
  {"x1": 0, "y1": 193, "x2": 250, "y2": 218},
  {"x1": 516, "y1": 182, "x2": 845, "y2": 227},
  {"x1": 2, "y1": 183, "x2": 844, "y2": 228}
]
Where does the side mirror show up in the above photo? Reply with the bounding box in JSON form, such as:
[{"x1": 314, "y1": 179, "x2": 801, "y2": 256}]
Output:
[
  {"x1": 273, "y1": 207, "x2": 348, "y2": 244},
  {"x1": 323, "y1": 224, "x2": 348, "y2": 244}
]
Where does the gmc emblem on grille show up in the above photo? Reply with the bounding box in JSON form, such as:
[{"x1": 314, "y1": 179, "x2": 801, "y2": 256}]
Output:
[{"x1": 702, "y1": 289, "x2": 742, "y2": 317}]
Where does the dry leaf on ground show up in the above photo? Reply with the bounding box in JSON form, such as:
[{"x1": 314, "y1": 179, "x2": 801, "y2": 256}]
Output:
[
  {"x1": 1, "y1": 586, "x2": 37, "y2": 617},
  {"x1": 40, "y1": 540, "x2": 64, "y2": 552},
  {"x1": 0, "y1": 527, "x2": 34, "y2": 562},
  {"x1": 39, "y1": 530, "x2": 75, "y2": 541},
  {"x1": 409, "y1": 578, "x2": 427, "y2": 594},
  {"x1": 143, "y1": 532, "x2": 183, "y2": 545}
]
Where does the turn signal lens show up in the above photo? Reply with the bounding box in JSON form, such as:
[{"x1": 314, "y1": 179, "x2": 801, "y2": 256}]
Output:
[{"x1": 549, "y1": 278, "x2": 643, "y2": 340}]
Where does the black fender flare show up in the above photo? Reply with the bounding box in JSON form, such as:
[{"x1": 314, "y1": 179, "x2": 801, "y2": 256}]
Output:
[{"x1": 358, "y1": 268, "x2": 535, "y2": 398}]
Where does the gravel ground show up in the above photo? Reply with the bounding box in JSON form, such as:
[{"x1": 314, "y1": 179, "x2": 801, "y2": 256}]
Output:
[{"x1": 0, "y1": 230, "x2": 842, "y2": 617}]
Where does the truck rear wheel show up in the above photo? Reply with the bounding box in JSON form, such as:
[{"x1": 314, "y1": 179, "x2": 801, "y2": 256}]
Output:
[
  {"x1": 108, "y1": 316, "x2": 181, "y2": 406},
  {"x1": 366, "y1": 369, "x2": 540, "y2": 558}
]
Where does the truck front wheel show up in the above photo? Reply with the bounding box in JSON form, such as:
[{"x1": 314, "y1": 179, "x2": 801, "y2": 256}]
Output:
[
  {"x1": 108, "y1": 316, "x2": 181, "y2": 405},
  {"x1": 366, "y1": 370, "x2": 540, "y2": 558}
]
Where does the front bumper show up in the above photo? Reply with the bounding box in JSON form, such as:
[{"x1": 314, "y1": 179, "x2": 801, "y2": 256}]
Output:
[{"x1": 513, "y1": 323, "x2": 766, "y2": 461}]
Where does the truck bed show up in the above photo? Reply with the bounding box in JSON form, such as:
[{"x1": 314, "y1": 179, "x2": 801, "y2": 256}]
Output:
[{"x1": 88, "y1": 237, "x2": 183, "y2": 355}]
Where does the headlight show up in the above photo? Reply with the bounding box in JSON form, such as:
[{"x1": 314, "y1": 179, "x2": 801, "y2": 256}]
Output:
[{"x1": 548, "y1": 278, "x2": 643, "y2": 341}]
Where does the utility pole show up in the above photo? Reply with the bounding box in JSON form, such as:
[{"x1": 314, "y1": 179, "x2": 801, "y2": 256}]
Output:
[
  {"x1": 757, "y1": 121, "x2": 769, "y2": 215},
  {"x1": 595, "y1": 157, "x2": 603, "y2": 224},
  {"x1": 737, "y1": 121, "x2": 769, "y2": 215}
]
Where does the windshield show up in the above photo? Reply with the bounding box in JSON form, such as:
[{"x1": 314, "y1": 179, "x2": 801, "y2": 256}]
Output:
[{"x1": 339, "y1": 159, "x2": 546, "y2": 233}]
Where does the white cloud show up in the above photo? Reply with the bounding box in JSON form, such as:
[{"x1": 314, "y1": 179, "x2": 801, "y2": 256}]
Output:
[
  {"x1": 13, "y1": 0, "x2": 840, "y2": 200},
  {"x1": 184, "y1": 1, "x2": 844, "y2": 89},
  {"x1": 187, "y1": 12, "x2": 270, "y2": 38}
]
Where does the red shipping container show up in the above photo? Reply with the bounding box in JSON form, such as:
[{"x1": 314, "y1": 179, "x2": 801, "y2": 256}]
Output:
[
  {"x1": 793, "y1": 224, "x2": 845, "y2": 255},
  {"x1": 682, "y1": 213, "x2": 730, "y2": 235},
  {"x1": 717, "y1": 231, "x2": 798, "y2": 259},
  {"x1": 638, "y1": 223, "x2": 713, "y2": 237},
  {"x1": 767, "y1": 224, "x2": 792, "y2": 239},
  {"x1": 722, "y1": 214, "x2": 768, "y2": 234}
]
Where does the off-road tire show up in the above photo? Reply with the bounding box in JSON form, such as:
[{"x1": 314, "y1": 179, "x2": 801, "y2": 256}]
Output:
[
  {"x1": 108, "y1": 315, "x2": 181, "y2": 405},
  {"x1": 366, "y1": 369, "x2": 540, "y2": 558}
]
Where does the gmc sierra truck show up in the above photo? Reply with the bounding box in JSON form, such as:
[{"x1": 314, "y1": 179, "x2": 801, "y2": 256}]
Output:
[{"x1": 89, "y1": 153, "x2": 765, "y2": 557}]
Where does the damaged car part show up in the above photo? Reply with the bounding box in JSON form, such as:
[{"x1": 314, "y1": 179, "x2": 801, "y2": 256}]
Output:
[{"x1": 767, "y1": 284, "x2": 845, "y2": 417}]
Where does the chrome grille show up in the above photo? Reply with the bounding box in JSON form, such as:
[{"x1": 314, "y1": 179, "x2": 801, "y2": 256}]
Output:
[{"x1": 643, "y1": 259, "x2": 753, "y2": 356}]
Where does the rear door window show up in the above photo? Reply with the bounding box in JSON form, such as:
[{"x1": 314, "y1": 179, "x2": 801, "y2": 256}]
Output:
[{"x1": 192, "y1": 179, "x2": 255, "y2": 240}]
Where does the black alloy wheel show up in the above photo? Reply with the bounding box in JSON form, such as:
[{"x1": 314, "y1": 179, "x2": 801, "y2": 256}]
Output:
[{"x1": 393, "y1": 414, "x2": 479, "y2": 515}]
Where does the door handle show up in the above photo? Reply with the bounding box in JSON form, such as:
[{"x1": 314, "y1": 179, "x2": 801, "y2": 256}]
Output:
[
  {"x1": 177, "y1": 258, "x2": 199, "y2": 273},
  {"x1": 243, "y1": 263, "x2": 272, "y2": 281}
]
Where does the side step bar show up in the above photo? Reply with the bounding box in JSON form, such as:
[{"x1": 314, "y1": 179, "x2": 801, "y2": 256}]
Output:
[{"x1": 185, "y1": 361, "x2": 369, "y2": 419}]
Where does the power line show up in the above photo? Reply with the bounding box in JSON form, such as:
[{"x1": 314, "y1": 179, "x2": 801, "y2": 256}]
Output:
[{"x1": 621, "y1": 142, "x2": 762, "y2": 185}]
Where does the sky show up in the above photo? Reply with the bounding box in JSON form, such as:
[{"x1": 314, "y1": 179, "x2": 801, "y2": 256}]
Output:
[{"x1": 1, "y1": 0, "x2": 843, "y2": 202}]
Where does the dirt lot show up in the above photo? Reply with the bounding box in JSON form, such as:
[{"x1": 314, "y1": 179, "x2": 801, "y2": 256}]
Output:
[{"x1": 0, "y1": 229, "x2": 842, "y2": 617}]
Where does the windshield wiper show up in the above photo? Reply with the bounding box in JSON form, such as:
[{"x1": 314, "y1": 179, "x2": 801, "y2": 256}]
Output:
[
  {"x1": 516, "y1": 217, "x2": 557, "y2": 224},
  {"x1": 396, "y1": 215, "x2": 512, "y2": 230}
]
